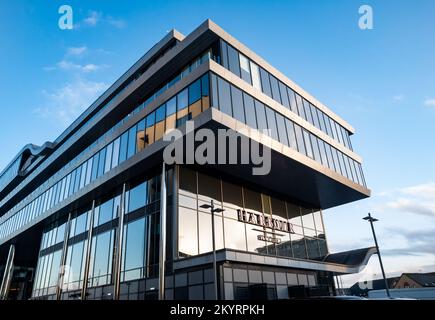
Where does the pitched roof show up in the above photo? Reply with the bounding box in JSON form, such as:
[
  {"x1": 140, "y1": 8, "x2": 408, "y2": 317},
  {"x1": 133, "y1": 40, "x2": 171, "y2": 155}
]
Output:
[{"x1": 404, "y1": 273, "x2": 435, "y2": 287}]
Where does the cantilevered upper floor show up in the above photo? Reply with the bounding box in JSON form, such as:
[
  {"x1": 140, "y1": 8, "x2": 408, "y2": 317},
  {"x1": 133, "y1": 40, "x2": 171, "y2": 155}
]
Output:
[{"x1": 0, "y1": 19, "x2": 370, "y2": 245}]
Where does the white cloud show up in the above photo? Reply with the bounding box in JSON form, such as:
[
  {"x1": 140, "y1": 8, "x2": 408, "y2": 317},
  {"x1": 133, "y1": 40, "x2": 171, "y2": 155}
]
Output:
[
  {"x1": 385, "y1": 198, "x2": 435, "y2": 217},
  {"x1": 66, "y1": 46, "x2": 87, "y2": 56},
  {"x1": 83, "y1": 11, "x2": 102, "y2": 27},
  {"x1": 56, "y1": 60, "x2": 104, "y2": 73},
  {"x1": 401, "y1": 182, "x2": 435, "y2": 199},
  {"x1": 35, "y1": 78, "x2": 108, "y2": 126},
  {"x1": 79, "y1": 11, "x2": 126, "y2": 29},
  {"x1": 424, "y1": 98, "x2": 435, "y2": 107},
  {"x1": 106, "y1": 16, "x2": 127, "y2": 29},
  {"x1": 381, "y1": 182, "x2": 435, "y2": 218},
  {"x1": 393, "y1": 95, "x2": 404, "y2": 102}
]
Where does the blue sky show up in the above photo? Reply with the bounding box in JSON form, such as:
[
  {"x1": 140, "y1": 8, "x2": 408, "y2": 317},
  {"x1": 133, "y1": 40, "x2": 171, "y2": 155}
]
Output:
[{"x1": 1, "y1": 0, "x2": 434, "y2": 286}]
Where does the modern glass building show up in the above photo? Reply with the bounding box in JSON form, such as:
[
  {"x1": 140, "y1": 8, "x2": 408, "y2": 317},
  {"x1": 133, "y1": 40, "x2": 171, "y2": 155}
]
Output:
[{"x1": 0, "y1": 20, "x2": 375, "y2": 300}]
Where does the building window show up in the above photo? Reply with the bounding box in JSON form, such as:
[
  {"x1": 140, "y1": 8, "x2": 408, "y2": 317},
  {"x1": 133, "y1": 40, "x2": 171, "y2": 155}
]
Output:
[
  {"x1": 243, "y1": 93, "x2": 257, "y2": 129},
  {"x1": 285, "y1": 118, "x2": 297, "y2": 150},
  {"x1": 265, "y1": 107, "x2": 279, "y2": 141},
  {"x1": 179, "y1": 166, "x2": 197, "y2": 196},
  {"x1": 239, "y1": 54, "x2": 251, "y2": 84},
  {"x1": 295, "y1": 93, "x2": 306, "y2": 120},
  {"x1": 303, "y1": 99, "x2": 314, "y2": 125},
  {"x1": 220, "y1": 40, "x2": 229, "y2": 69},
  {"x1": 136, "y1": 118, "x2": 146, "y2": 154},
  {"x1": 259, "y1": 67, "x2": 272, "y2": 98},
  {"x1": 287, "y1": 87, "x2": 298, "y2": 115},
  {"x1": 250, "y1": 61, "x2": 262, "y2": 91},
  {"x1": 310, "y1": 134, "x2": 321, "y2": 162},
  {"x1": 310, "y1": 103, "x2": 320, "y2": 129},
  {"x1": 198, "y1": 212, "x2": 224, "y2": 254},
  {"x1": 269, "y1": 75, "x2": 282, "y2": 105},
  {"x1": 198, "y1": 172, "x2": 222, "y2": 203},
  {"x1": 95, "y1": 198, "x2": 114, "y2": 226},
  {"x1": 111, "y1": 137, "x2": 120, "y2": 169},
  {"x1": 222, "y1": 181, "x2": 243, "y2": 207},
  {"x1": 63, "y1": 240, "x2": 87, "y2": 291},
  {"x1": 122, "y1": 217, "x2": 146, "y2": 282},
  {"x1": 231, "y1": 85, "x2": 245, "y2": 123},
  {"x1": 275, "y1": 113, "x2": 289, "y2": 147},
  {"x1": 178, "y1": 207, "x2": 198, "y2": 258},
  {"x1": 127, "y1": 125, "x2": 137, "y2": 159},
  {"x1": 127, "y1": 181, "x2": 147, "y2": 213},
  {"x1": 254, "y1": 100, "x2": 268, "y2": 131},
  {"x1": 224, "y1": 217, "x2": 247, "y2": 251},
  {"x1": 279, "y1": 81, "x2": 290, "y2": 109},
  {"x1": 227, "y1": 44, "x2": 241, "y2": 77},
  {"x1": 188, "y1": 79, "x2": 201, "y2": 105},
  {"x1": 145, "y1": 112, "x2": 155, "y2": 147},
  {"x1": 294, "y1": 124, "x2": 306, "y2": 155},
  {"x1": 97, "y1": 148, "x2": 106, "y2": 178},
  {"x1": 217, "y1": 77, "x2": 232, "y2": 117},
  {"x1": 244, "y1": 188, "x2": 263, "y2": 213},
  {"x1": 155, "y1": 104, "x2": 166, "y2": 141},
  {"x1": 89, "y1": 230, "x2": 115, "y2": 287},
  {"x1": 201, "y1": 74, "x2": 210, "y2": 111}
]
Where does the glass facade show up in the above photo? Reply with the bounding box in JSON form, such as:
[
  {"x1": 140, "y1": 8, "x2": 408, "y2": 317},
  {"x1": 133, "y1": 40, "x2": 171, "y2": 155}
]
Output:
[
  {"x1": 0, "y1": 25, "x2": 368, "y2": 301},
  {"x1": 178, "y1": 167, "x2": 327, "y2": 261},
  {"x1": 219, "y1": 40, "x2": 353, "y2": 151},
  {"x1": 210, "y1": 73, "x2": 365, "y2": 187},
  {"x1": 32, "y1": 170, "x2": 169, "y2": 300},
  {"x1": 0, "y1": 72, "x2": 210, "y2": 242}
]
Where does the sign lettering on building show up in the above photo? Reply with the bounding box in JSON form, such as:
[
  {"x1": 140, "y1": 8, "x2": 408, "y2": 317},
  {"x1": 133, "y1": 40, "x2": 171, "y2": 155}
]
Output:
[
  {"x1": 257, "y1": 234, "x2": 281, "y2": 244},
  {"x1": 237, "y1": 209, "x2": 295, "y2": 234}
]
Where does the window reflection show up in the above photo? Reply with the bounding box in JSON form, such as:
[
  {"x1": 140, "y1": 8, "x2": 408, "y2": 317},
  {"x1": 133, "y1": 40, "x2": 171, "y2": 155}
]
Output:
[
  {"x1": 145, "y1": 112, "x2": 155, "y2": 147},
  {"x1": 224, "y1": 218, "x2": 247, "y2": 251},
  {"x1": 127, "y1": 181, "x2": 147, "y2": 213},
  {"x1": 136, "y1": 119, "x2": 145, "y2": 153},
  {"x1": 89, "y1": 230, "x2": 114, "y2": 287},
  {"x1": 291, "y1": 233, "x2": 307, "y2": 259},
  {"x1": 155, "y1": 105, "x2": 166, "y2": 141},
  {"x1": 178, "y1": 207, "x2": 198, "y2": 258},
  {"x1": 177, "y1": 169, "x2": 329, "y2": 261},
  {"x1": 122, "y1": 217, "x2": 146, "y2": 281}
]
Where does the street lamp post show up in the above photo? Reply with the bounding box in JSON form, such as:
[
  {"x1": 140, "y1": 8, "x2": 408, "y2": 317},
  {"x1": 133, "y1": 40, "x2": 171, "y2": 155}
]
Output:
[
  {"x1": 200, "y1": 200, "x2": 224, "y2": 300},
  {"x1": 363, "y1": 213, "x2": 391, "y2": 298}
]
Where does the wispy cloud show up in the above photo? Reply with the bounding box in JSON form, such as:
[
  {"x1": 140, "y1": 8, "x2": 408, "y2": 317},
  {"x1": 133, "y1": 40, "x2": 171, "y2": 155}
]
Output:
[
  {"x1": 393, "y1": 94, "x2": 404, "y2": 102},
  {"x1": 77, "y1": 10, "x2": 126, "y2": 29},
  {"x1": 44, "y1": 46, "x2": 108, "y2": 73},
  {"x1": 83, "y1": 11, "x2": 101, "y2": 27},
  {"x1": 385, "y1": 198, "x2": 435, "y2": 218},
  {"x1": 35, "y1": 78, "x2": 108, "y2": 126},
  {"x1": 401, "y1": 182, "x2": 435, "y2": 199},
  {"x1": 380, "y1": 182, "x2": 435, "y2": 218},
  {"x1": 56, "y1": 60, "x2": 106, "y2": 73},
  {"x1": 382, "y1": 227, "x2": 435, "y2": 257},
  {"x1": 106, "y1": 16, "x2": 126, "y2": 29},
  {"x1": 424, "y1": 98, "x2": 435, "y2": 107},
  {"x1": 66, "y1": 46, "x2": 87, "y2": 57}
]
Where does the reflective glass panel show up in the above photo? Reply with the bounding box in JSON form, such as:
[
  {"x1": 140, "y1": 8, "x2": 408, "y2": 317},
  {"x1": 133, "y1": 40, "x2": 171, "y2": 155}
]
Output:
[
  {"x1": 250, "y1": 61, "x2": 261, "y2": 91},
  {"x1": 122, "y1": 217, "x2": 146, "y2": 281},
  {"x1": 265, "y1": 107, "x2": 278, "y2": 140},
  {"x1": 217, "y1": 77, "x2": 232, "y2": 116},
  {"x1": 239, "y1": 54, "x2": 251, "y2": 84},
  {"x1": 128, "y1": 181, "x2": 147, "y2": 213},
  {"x1": 243, "y1": 93, "x2": 257, "y2": 129},
  {"x1": 178, "y1": 207, "x2": 198, "y2": 258},
  {"x1": 227, "y1": 44, "x2": 241, "y2": 77},
  {"x1": 259, "y1": 67, "x2": 272, "y2": 97},
  {"x1": 231, "y1": 85, "x2": 245, "y2": 123},
  {"x1": 269, "y1": 75, "x2": 281, "y2": 104}
]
